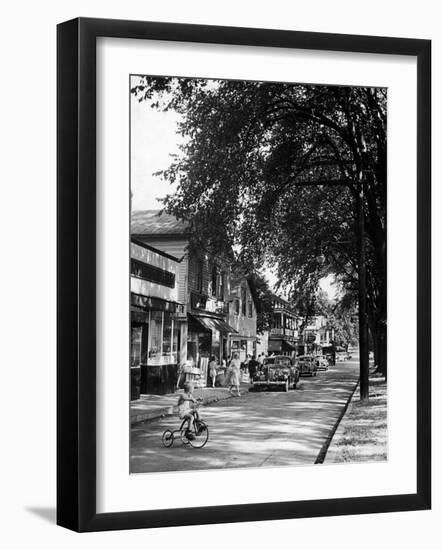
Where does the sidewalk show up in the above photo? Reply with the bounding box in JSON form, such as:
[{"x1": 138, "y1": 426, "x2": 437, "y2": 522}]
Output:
[
  {"x1": 130, "y1": 385, "x2": 249, "y2": 425},
  {"x1": 324, "y1": 371, "x2": 387, "y2": 463}
]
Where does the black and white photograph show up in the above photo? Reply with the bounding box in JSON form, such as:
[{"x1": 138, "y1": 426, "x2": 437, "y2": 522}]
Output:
[
  {"x1": 0, "y1": 0, "x2": 435, "y2": 544},
  {"x1": 129, "y1": 75, "x2": 387, "y2": 474}
]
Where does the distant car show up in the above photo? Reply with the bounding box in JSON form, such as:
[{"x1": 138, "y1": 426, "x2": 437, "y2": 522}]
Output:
[
  {"x1": 297, "y1": 355, "x2": 318, "y2": 376},
  {"x1": 252, "y1": 355, "x2": 300, "y2": 391},
  {"x1": 336, "y1": 353, "x2": 345, "y2": 362},
  {"x1": 315, "y1": 356, "x2": 329, "y2": 371}
]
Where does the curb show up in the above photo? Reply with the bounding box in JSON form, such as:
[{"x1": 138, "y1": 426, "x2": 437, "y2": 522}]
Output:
[
  {"x1": 131, "y1": 390, "x2": 248, "y2": 426},
  {"x1": 314, "y1": 377, "x2": 360, "y2": 464}
]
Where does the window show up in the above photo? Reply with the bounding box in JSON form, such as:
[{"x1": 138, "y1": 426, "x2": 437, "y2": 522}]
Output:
[
  {"x1": 234, "y1": 299, "x2": 240, "y2": 315},
  {"x1": 219, "y1": 272, "x2": 225, "y2": 300},
  {"x1": 149, "y1": 311, "x2": 163, "y2": 364},
  {"x1": 211, "y1": 264, "x2": 217, "y2": 297},
  {"x1": 146, "y1": 311, "x2": 179, "y2": 365},
  {"x1": 273, "y1": 313, "x2": 281, "y2": 329},
  {"x1": 131, "y1": 258, "x2": 175, "y2": 288},
  {"x1": 162, "y1": 311, "x2": 173, "y2": 358},
  {"x1": 248, "y1": 301, "x2": 253, "y2": 318},
  {"x1": 196, "y1": 259, "x2": 204, "y2": 292},
  {"x1": 173, "y1": 322, "x2": 180, "y2": 362},
  {"x1": 241, "y1": 287, "x2": 246, "y2": 316},
  {"x1": 130, "y1": 326, "x2": 142, "y2": 367}
]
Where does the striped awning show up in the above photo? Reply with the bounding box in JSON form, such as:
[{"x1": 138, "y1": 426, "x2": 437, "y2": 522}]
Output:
[{"x1": 189, "y1": 314, "x2": 237, "y2": 334}]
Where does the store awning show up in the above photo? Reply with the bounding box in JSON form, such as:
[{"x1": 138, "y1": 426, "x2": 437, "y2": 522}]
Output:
[
  {"x1": 189, "y1": 314, "x2": 237, "y2": 334},
  {"x1": 281, "y1": 340, "x2": 297, "y2": 351},
  {"x1": 131, "y1": 292, "x2": 184, "y2": 313}
]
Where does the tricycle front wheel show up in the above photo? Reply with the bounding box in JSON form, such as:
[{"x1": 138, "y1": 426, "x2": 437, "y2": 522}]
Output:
[{"x1": 162, "y1": 429, "x2": 174, "y2": 447}]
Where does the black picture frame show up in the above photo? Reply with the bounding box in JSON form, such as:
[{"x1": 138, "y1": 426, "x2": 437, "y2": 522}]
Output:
[{"x1": 57, "y1": 17, "x2": 431, "y2": 532}]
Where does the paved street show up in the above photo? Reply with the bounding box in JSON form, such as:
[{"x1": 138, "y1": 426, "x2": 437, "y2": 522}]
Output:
[{"x1": 130, "y1": 359, "x2": 359, "y2": 473}]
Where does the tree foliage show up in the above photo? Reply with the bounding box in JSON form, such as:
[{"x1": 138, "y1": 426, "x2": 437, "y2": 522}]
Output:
[{"x1": 132, "y1": 76, "x2": 387, "y2": 373}]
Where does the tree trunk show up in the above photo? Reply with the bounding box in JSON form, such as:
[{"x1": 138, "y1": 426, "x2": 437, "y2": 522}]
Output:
[
  {"x1": 375, "y1": 319, "x2": 387, "y2": 381},
  {"x1": 368, "y1": 315, "x2": 378, "y2": 369}
]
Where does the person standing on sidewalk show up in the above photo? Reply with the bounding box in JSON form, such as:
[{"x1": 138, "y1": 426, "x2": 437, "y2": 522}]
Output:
[
  {"x1": 228, "y1": 353, "x2": 242, "y2": 397},
  {"x1": 208, "y1": 355, "x2": 218, "y2": 388}
]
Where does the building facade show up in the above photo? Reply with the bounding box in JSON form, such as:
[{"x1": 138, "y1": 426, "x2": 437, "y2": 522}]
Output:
[
  {"x1": 301, "y1": 315, "x2": 335, "y2": 354},
  {"x1": 131, "y1": 210, "x2": 238, "y2": 388},
  {"x1": 268, "y1": 294, "x2": 299, "y2": 356},
  {"x1": 227, "y1": 278, "x2": 258, "y2": 361},
  {"x1": 130, "y1": 239, "x2": 185, "y2": 397}
]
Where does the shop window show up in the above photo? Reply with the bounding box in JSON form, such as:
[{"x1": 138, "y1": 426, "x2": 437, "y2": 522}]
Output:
[
  {"x1": 162, "y1": 311, "x2": 173, "y2": 359},
  {"x1": 130, "y1": 326, "x2": 142, "y2": 367},
  {"x1": 149, "y1": 311, "x2": 163, "y2": 364}
]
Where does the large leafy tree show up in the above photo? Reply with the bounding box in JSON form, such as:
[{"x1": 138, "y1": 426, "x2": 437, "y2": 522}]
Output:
[{"x1": 132, "y1": 77, "x2": 387, "y2": 376}]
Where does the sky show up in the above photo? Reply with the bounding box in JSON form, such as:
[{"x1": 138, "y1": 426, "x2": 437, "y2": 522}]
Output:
[
  {"x1": 131, "y1": 85, "x2": 181, "y2": 211},
  {"x1": 130, "y1": 78, "x2": 337, "y2": 300}
]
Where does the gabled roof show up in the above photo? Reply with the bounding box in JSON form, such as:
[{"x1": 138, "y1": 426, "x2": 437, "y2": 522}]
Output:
[{"x1": 131, "y1": 210, "x2": 189, "y2": 236}]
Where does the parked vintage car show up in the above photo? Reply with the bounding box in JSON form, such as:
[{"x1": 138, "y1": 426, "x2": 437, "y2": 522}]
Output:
[
  {"x1": 297, "y1": 355, "x2": 318, "y2": 376},
  {"x1": 315, "y1": 356, "x2": 329, "y2": 371},
  {"x1": 252, "y1": 355, "x2": 300, "y2": 391}
]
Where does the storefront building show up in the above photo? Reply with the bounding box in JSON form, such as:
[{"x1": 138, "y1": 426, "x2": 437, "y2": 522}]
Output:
[
  {"x1": 184, "y1": 253, "x2": 237, "y2": 385},
  {"x1": 131, "y1": 210, "x2": 236, "y2": 387},
  {"x1": 130, "y1": 239, "x2": 185, "y2": 398}
]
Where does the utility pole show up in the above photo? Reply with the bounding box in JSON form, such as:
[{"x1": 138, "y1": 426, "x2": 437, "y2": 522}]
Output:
[{"x1": 356, "y1": 180, "x2": 369, "y2": 401}]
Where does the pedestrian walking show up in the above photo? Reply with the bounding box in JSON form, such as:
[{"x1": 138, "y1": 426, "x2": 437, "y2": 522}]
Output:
[
  {"x1": 208, "y1": 355, "x2": 217, "y2": 388},
  {"x1": 248, "y1": 355, "x2": 259, "y2": 378},
  {"x1": 228, "y1": 352, "x2": 242, "y2": 397}
]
